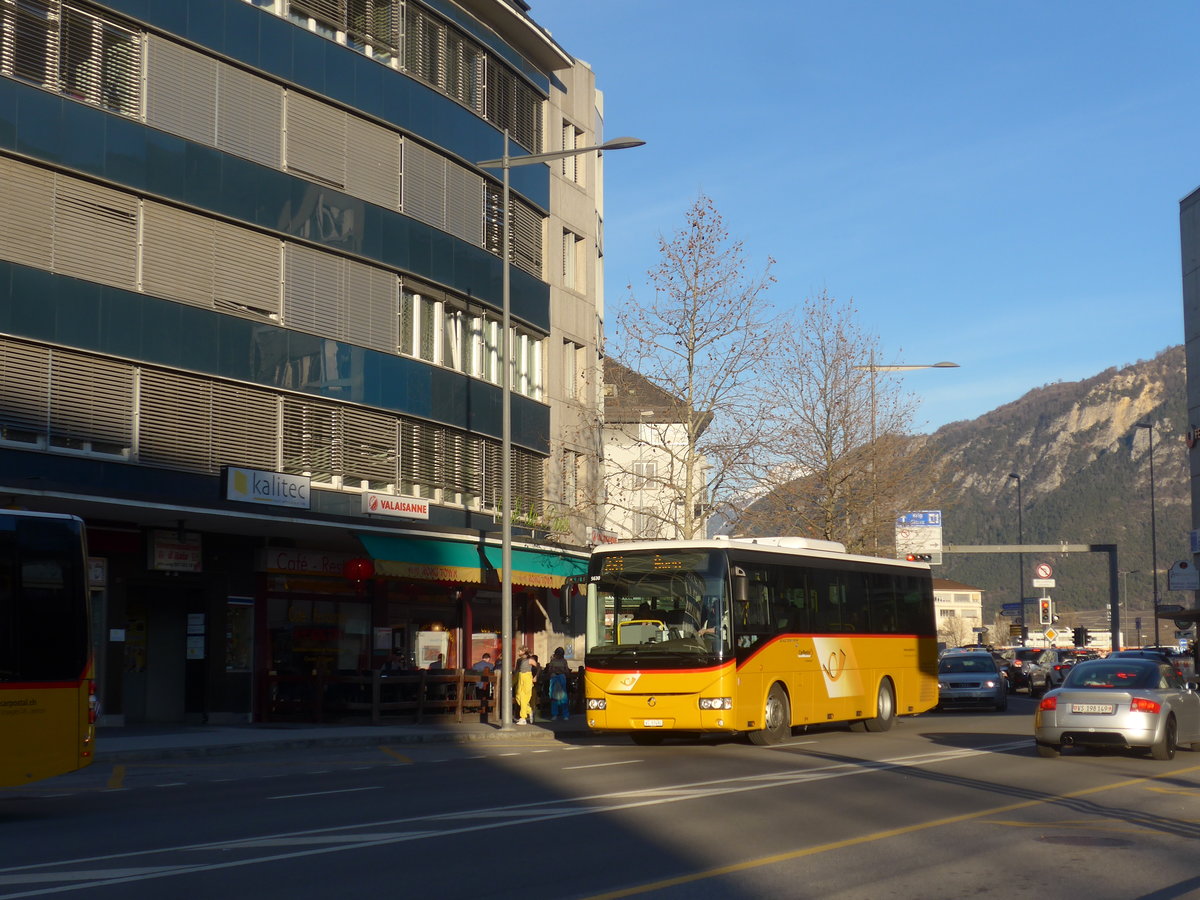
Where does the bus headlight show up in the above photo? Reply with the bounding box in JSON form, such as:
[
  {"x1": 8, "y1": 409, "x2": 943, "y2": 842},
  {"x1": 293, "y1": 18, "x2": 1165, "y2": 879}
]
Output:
[
  {"x1": 699, "y1": 697, "x2": 732, "y2": 710},
  {"x1": 587, "y1": 698, "x2": 607, "y2": 710}
]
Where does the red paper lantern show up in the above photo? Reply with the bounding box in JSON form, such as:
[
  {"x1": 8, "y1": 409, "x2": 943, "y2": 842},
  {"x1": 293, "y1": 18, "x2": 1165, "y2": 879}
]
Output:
[{"x1": 343, "y1": 557, "x2": 374, "y2": 582}]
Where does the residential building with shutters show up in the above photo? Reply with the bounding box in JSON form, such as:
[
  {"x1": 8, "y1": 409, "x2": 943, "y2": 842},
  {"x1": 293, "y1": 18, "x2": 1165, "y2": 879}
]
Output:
[
  {"x1": 600, "y1": 360, "x2": 712, "y2": 541},
  {"x1": 0, "y1": 0, "x2": 608, "y2": 724}
]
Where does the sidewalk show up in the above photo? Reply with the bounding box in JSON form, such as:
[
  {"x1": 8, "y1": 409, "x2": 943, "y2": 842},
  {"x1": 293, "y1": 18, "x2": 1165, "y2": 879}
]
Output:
[{"x1": 94, "y1": 716, "x2": 591, "y2": 763}]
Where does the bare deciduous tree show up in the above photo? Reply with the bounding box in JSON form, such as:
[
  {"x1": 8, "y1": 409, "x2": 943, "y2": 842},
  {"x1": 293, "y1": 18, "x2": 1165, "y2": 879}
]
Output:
[
  {"x1": 609, "y1": 194, "x2": 778, "y2": 539},
  {"x1": 735, "y1": 292, "x2": 935, "y2": 554}
]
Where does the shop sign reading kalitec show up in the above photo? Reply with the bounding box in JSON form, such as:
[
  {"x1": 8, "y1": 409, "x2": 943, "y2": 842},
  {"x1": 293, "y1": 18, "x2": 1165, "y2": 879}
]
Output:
[{"x1": 225, "y1": 467, "x2": 311, "y2": 509}]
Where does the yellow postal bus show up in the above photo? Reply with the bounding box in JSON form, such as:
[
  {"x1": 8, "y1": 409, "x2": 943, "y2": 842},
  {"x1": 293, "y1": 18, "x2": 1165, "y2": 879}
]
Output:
[
  {"x1": 0, "y1": 511, "x2": 96, "y2": 786},
  {"x1": 583, "y1": 536, "x2": 938, "y2": 745}
]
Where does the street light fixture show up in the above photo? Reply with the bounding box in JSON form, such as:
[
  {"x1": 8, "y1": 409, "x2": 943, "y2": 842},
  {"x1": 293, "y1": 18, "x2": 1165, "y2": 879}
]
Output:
[
  {"x1": 476, "y1": 133, "x2": 645, "y2": 729},
  {"x1": 1007, "y1": 473, "x2": 1025, "y2": 643},
  {"x1": 1135, "y1": 422, "x2": 1160, "y2": 647},
  {"x1": 853, "y1": 354, "x2": 958, "y2": 554}
]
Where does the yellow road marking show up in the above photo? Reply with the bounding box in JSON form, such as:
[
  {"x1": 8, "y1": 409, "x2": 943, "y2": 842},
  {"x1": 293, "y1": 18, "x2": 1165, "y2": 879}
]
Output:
[
  {"x1": 581, "y1": 763, "x2": 1200, "y2": 900},
  {"x1": 106, "y1": 765, "x2": 126, "y2": 789},
  {"x1": 379, "y1": 747, "x2": 412, "y2": 764}
]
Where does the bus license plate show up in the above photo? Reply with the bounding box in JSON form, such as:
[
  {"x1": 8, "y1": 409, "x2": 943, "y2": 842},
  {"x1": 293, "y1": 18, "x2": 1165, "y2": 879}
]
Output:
[
  {"x1": 1071, "y1": 703, "x2": 1114, "y2": 714},
  {"x1": 642, "y1": 719, "x2": 663, "y2": 728}
]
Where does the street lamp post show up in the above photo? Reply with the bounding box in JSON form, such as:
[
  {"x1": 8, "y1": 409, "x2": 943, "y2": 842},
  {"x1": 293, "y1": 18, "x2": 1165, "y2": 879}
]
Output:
[
  {"x1": 1135, "y1": 422, "x2": 1160, "y2": 647},
  {"x1": 476, "y1": 133, "x2": 644, "y2": 729},
  {"x1": 1007, "y1": 473, "x2": 1025, "y2": 643},
  {"x1": 853, "y1": 355, "x2": 958, "y2": 554}
]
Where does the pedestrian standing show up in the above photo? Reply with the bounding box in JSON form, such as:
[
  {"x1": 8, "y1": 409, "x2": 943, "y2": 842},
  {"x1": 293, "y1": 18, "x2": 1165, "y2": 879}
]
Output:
[
  {"x1": 514, "y1": 648, "x2": 534, "y2": 724},
  {"x1": 545, "y1": 647, "x2": 571, "y2": 720}
]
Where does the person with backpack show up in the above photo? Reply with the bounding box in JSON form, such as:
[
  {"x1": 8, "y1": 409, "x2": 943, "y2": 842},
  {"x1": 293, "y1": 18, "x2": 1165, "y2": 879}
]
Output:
[{"x1": 545, "y1": 647, "x2": 571, "y2": 720}]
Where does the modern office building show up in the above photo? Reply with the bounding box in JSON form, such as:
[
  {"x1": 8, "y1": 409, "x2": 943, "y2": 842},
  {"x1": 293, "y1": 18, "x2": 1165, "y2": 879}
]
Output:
[{"x1": 0, "y1": 0, "x2": 609, "y2": 723}]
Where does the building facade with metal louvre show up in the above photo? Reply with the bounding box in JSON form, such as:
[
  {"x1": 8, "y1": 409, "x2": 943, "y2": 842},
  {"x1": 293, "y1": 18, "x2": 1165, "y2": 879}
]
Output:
[{"x1": 0, "y1": 0, "x2": 605, "y2": 724}]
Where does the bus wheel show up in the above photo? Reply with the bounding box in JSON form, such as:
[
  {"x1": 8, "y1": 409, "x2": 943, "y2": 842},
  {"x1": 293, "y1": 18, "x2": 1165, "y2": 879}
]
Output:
[
  {"x1": 861, "y1": 678, "x2": 896, "y2": 733},
  {"x1": 748, "y1": 684, "x2": 790, "y2": 746},
  {"x1": 630, "y1": 732, "x2": 665, "y2": 746}
]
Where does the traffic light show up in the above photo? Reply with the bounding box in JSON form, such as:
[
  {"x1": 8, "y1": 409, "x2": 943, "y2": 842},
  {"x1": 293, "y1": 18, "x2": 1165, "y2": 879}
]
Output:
[
  {"x1": 905, "y1": 553, "x2": 932, "y2": 562},
  {"x1": 1072, "y1": 626, "x2": 1089, "y2": 647},
  {"x1": 1039, "y1": 598, "x2": 1051, "y2": 625}
]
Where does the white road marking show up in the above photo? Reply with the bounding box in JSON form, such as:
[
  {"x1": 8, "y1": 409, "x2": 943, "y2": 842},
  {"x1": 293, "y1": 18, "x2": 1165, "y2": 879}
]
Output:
[
  {"x1": 563, "y1": 760, "x2": 643, "y2": 770},
  {"x1": 268, "y1": 786, "x2": 383, "y2": 800}
]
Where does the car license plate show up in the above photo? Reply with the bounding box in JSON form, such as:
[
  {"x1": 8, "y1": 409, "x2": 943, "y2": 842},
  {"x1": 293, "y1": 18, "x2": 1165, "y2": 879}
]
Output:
[
  {"x1": 1071, "y1": 703, "x2": 1115, "y2": 714},
  {"x1": 642, "y1": 719, "x2": 663, "y2": 728}
]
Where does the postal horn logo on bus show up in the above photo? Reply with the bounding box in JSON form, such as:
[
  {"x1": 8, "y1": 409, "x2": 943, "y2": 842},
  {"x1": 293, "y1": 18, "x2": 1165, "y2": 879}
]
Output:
[
  {"x1": 647, "y1": 697, "x2": 656, "y2": 707},
  {"x1": 821, "y1": 648, "x2": 847, "y2": 682}
]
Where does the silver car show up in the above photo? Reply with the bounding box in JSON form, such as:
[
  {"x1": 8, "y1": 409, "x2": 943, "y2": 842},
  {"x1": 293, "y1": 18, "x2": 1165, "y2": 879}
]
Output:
[
  {"x1": 937, "y1": 652, "x2": 1007, "y2": 712},
  {"x1": 1034, "y1": 657, "x2": 1200, "y2": 760}
]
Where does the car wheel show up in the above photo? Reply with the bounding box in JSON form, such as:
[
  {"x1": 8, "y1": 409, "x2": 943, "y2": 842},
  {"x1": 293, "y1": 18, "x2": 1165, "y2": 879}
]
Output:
[
  {"x1": 748, "y1": 683, "x2": 790, "y2": 746},
  {"x1": 1035, "y1": 741, "x2": 1060, "y2": 758},
  {"x1": 994, "y1": 695, "x2": 1008, "y2": 712},
  {"x1": 630, "y1": 731, "x2": 665, "y2": 746},
  {"x1": 1150, "y1": 715, "x2": 1177, "y2": 761},
  {"x1": 860, "y1": 678, "x2": 897, "y2": 732}
]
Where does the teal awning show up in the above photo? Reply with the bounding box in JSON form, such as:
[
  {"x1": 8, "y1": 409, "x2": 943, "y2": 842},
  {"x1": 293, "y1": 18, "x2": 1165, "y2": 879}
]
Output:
[{"x1": 356, "y1": 534, "x2": 586, "y2": 588}]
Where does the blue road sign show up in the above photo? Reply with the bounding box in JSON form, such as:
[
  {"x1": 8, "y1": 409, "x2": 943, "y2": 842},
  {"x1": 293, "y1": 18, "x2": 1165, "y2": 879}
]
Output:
[
  {"x1": 1001, "y1": 602, "x2": 1021, "y2": 611},
  {"x1": 1000, "y1": 609, "x2": 1019, "y2": 617}
]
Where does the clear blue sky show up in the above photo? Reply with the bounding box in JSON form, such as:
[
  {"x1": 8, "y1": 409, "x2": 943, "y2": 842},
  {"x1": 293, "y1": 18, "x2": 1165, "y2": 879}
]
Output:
[{"x1": 529, "y1": 0, "x2": 1197, "y2": 432}]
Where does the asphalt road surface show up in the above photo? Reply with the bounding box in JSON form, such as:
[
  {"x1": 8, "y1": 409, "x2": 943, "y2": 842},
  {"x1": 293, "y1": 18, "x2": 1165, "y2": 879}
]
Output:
[{"x1": 3, "y1": 695, "x2": 1198, "y2": 900}]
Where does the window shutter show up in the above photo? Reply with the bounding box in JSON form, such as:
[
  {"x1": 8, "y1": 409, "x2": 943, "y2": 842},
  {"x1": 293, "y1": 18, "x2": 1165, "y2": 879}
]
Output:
[
  {"x1": 344, "y1": 115, "x2": 400, "y2": 209},
  {"x1": 347, "y1": 0, "x2": 397, "y2": 55},
  {"x1": 482, "y1": 438, "x2": 501, "y2": 508},
  {"x1": 138, "y1": 369, "x2": 213, "y2": 472},
  {"x1": 52, "y1": 174, "x2": 137, "y2": 289},
  {"x1": 341, "y1": 405, "x2": 397, "y2": 485},
  {"x1": 286, "y1": 91, "x2": 346, "y2": 188},
  {"x1": 401, "y1": 139, "x2": 445, "y2": 231},
  {"x1": 0, "y1": 340, "x2": 50, "y2": 433},
  {"x1": 403, "y1": 4, "x2": 443, "y2": 89},
  {"x1": 145, "y1": 36, "x2": 217, "y2": 147},
  {"x1": 48, "y1": 350, "x2": 132, "y2": 449},
  {"x1": 0, "y1": 156, "x2": 55, "y2": 270},
  {"x1": 211, "y1": 383, "x2": 278, "y2": 471},
  {"x1": 216, "y1": 63, "x2": 283, "y2": 168},
  {"x1": 142, "y1": 201, "x2": 215, "y2": 309},
  {"x1": 60, "y1": 5, "x2": 140, "y2": 117},
  {"x1": 343, "y1": 259, "x2": 396, "y2": 352},
  {"x1": 281, "y1": 397, "x2": 340, "y2": 481},
  {"x1": 213, "y1": 221, "x2": 281, "y2": 322},
  {"x1": 509, "y1": 196, "x2": 543, "y2": 278},
  {"x1": 444, "y1": 164, "x2": 483, "y2": 247},
  {"x1": 284, "y1": 243, "x2": 342, "y2": 337},
  {"x1": 289, "y1": 0, "x2": 346, "y2": 27},
  {"x1": 6, "y1": 0, "x2": 57, "y2": 90}
]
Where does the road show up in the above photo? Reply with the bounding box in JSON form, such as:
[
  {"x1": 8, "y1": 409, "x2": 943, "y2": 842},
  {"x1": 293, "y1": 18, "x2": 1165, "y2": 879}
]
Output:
[{"x1": 3, "y1": 695, "x2": 1199, "y2": 899}]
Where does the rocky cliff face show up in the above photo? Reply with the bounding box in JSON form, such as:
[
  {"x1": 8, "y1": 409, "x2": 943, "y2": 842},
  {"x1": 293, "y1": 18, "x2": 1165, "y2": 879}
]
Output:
[{"x1": 924, "y1": 345, "x2": 1189, "y2": 627}]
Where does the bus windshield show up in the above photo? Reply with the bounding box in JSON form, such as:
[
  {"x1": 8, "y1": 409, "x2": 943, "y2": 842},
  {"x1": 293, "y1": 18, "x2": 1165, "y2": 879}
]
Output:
[
  {"x1": 0, "y1": 513, "x2": 90, "y2": 684},
  {"x1": 585, "y1": 548, "x2": 731, "y2": 663}
]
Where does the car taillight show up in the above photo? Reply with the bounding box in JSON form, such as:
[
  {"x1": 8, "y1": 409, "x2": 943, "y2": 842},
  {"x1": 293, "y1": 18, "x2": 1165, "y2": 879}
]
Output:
[
  {"x1": 1039, "y1": 696, "x2": 1057, "y2": 711},
  {"x1": 1130, "y1": 698, "x2": 1161, "y2": 714},
  {"x1": 1012, "y1": 660, "x2": 1023, "y2": 667},
  {"x1": 1054, "y1": 664, "x2": 1067, "y2": 671}
]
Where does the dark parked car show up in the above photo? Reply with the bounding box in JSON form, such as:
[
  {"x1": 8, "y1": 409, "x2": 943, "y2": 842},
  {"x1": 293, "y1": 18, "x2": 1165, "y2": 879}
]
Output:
[
  {"x1": 1003, "y1": 648, "x2": 1050, "y2": 694},
  {"x1": 1039, "y1": 648, "x2": 1076, "y2": 691}
]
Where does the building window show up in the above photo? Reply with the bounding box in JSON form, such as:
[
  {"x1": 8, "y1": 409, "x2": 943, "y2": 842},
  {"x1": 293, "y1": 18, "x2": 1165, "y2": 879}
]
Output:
[
  {"x1": 632, "y1": 461, "x2": 657, "y2": 491},
  {"x1": 562, "y1": 229, "x2": 585, "y2": 293},
  {"x1": 561, "y1": 121, "x2": 584, "y2": 184}
]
